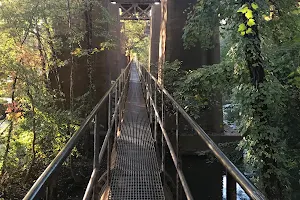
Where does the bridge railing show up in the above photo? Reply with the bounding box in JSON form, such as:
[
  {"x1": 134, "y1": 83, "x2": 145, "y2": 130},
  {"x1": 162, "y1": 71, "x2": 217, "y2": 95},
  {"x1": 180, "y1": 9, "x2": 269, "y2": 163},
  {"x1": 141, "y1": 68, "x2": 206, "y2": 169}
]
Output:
[
  {"x1": 137, "y1": 62, "x2": 266, "y2": 200},
  {"x1": 24, "y1": 61, "x2": 132, "y2": 200}
]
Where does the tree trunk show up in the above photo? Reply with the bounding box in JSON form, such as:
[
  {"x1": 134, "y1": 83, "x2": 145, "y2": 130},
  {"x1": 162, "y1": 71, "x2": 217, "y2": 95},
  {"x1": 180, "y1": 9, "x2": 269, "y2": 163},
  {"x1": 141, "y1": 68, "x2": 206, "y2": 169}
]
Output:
[
  {"x1": 1, "y1": 76, "x2": 17, "y2": 175},
  {"x1": 84, "y1": 0, "x2": 95, "y2": 105},
  {"x1": 241, "y1": 1, "x2": 283, "y2": 199},
  {"x1": 34, "y1": 23, "x2": 49, "y2": 86},
  {"x1": 1, "y1": 28, "x2": 30, "y2": 174},
  {"x1": 66, "y1": 0, "x2": 80, "y2": 183},
  {"x1": 24, "y1": 90, "x2": 36, "y2": 183},
  {"x1": 43, "y1": 17, "x2": 65, "y2": 104},
  {"x1": 67, "y1": 0, "x2": 75, "y2": 114}
]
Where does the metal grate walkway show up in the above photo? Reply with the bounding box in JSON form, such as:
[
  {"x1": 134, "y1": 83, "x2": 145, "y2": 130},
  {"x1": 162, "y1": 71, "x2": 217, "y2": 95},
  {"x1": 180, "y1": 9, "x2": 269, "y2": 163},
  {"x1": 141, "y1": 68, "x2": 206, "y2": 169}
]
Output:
[{"x1": 109, "y1": 62, "x2": 165, "y2": 200}]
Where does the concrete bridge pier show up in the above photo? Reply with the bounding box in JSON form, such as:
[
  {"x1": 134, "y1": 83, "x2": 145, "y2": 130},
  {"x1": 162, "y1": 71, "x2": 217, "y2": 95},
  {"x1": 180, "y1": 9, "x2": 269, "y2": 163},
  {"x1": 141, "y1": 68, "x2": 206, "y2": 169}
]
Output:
[
  {"x1": 107, "y1": 2, "x2": 129, "y2": 81},
  {"x1": 156, "y1": 0, "x2": 223, "y2": 134},
  {"x1": 149, "y1": 3, "x2": 161, "y2": 74},
  {"x1": 107, "y1": 3, "x2": 122, "y2": 81}
]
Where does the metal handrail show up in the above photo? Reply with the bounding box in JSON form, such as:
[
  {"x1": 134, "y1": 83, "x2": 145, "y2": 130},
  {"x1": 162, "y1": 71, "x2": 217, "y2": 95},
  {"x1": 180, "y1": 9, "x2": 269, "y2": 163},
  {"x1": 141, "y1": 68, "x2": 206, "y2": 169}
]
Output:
[
  {"x1": 137, "y1": 63, "x2": 194, "y2": 200},
  {"x1": 137, "y1": 63, "x2": 266, "y2": 200},
  {"x1": 24, "y1": 61, "x2": 132, "y2": 200},
  {"x1": 83, "y1": 66, "x2": 131, "y2": 199}
]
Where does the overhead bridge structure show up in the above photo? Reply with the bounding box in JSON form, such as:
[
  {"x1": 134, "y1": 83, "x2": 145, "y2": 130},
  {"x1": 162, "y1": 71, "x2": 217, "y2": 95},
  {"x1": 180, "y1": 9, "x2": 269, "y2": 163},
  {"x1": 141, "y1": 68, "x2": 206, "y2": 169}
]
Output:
[{"x1": 112, "y1": 0, "x2": 159, "y2": 20}]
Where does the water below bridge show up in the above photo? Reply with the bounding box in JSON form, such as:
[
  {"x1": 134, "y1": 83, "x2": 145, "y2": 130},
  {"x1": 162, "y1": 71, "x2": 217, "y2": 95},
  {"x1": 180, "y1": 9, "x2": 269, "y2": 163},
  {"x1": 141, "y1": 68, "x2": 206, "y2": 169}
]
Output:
[{"x1": 182, "y1": 156, "x2": 249, "y2": 200}]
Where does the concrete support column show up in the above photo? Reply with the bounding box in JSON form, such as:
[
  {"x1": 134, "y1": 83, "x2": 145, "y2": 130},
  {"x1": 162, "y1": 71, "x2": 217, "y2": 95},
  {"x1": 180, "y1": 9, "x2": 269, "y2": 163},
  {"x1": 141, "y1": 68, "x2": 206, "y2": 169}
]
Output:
[
  {"x1": 149, "y1": 3, "x2": 161, "y2": 73},
  {"x1": 119, "y1": 22, "x2": 128, "y2": 69},
  {"x1": 158, "y1": 0, "x2": 167, "y2": 85},
  {"x1": 92, "y1": 1, "x2": 111, "y2": 132},
  {"x1": 107, "y1": 3, "x2": 122, "y2": 80},
  {"x1": 158, "y1": 0, "x2": 223, "y2": 134}
]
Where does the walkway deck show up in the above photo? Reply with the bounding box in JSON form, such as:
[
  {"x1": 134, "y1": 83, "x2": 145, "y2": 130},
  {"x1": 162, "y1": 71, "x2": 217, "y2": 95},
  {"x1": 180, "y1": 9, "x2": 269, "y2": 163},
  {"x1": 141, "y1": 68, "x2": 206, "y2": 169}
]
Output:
[{"x1": 109, "y1": 63, "x2": 165, "y2": 199}]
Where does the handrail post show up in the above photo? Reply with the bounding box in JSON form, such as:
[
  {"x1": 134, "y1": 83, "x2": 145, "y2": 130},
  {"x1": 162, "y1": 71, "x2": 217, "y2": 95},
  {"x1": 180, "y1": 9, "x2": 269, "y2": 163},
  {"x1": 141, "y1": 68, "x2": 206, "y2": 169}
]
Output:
[
  {"x1": 122, "y1": 71, "x2": 124, "y2": 92},
  {"x1": 175, "y1": 108, "x2": 181, "y2": 200},
  {"x1": 154, "y1": 83, "x2": 157, "y2": 142},
  {"x1": 118, "y1": 78, "x2": 122, "y2": 127},
  {"x1": 107, "y1": 132, "x2": 111, "y2": 187},
  {"x1": 115, "y1": 84, "x2": 118, "y2": 134},
  {"x1": 93, "y1": 114, "x2": 100, "y2": 199},
  {"x1": 107, "y1": 91, "x2": 112, "y2": 187},
  {"x1": 146, "y1": 72, "x2": 149, "y2": 110},
  {"x1": 120, "y1": 73, "x2": 123, "y2": 119},
  {"x1": 148, "y1": 73, "x2": 151, "y2": 111},
  {"x1": 143, "y1": 68, "x2": 146, "y2": 101},
  {"x1": 227, "y1": 170, "x2": 237, "y2": 200},
  {"x1": 118, "y1": 75, "x2": 121, "y2": 99},
  {"x1": 161, "y1": 91, "x2": 165, "y2": 185},
  {"x1": 45, "y1": 186, "x2": 49, "y2": 200},
  {"x1": 149, "y1": 74, "x2": 153, "y2": 125},
  {"x1": 108, "y1": 92, "x2": 112, "y2": 132},
  {"x1": 144, "y1": 69, "x2": 147, "y2": 100},
  {"x1": 94, "y1": 115, "x2": 100, "y2": 169}
]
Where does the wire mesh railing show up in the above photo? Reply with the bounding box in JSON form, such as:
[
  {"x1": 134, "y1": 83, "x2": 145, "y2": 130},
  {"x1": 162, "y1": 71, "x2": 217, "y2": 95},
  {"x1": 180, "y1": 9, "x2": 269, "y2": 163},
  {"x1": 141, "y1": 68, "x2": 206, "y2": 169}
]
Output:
[
  {"x1": 24, "y1": 59, "x2": 266, "y2": 200},
  {"x1": 137, "y1": 61, "x2": 266, "y2": 200},
  {"x1": 24, "y1": 61, "x2": 131, "y2": 200}
]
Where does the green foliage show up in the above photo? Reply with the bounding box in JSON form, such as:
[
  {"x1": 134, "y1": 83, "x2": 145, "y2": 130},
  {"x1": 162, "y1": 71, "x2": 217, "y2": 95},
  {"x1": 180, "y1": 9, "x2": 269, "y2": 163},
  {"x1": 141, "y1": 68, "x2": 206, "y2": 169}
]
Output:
[
  {"x1": 183, "y1": 0, "x2": 239, "y2": 49},
  {"x1": 122, "y1": 20, "x2": 150, "y2": 65},
  {"x1": 164, "y1": 60, "x2": 235, "y2": 119},
  {"x1": 237, "y1": 4, "x2": 256, "y2": 37},
  {"x1": 163, "y1": 60, "x2": 184, "y2": 92},
  {"x1": 183, "y1": 0, "x2": 221, "y2": 49},
  {"x1": 233, "y1": 78, "x2": 292, "y2": 196},
  {"x1": 0, "y1": 0, "x2": 112, "y2": 198},
  {"x1": 180, "y1": 0, "x2": 300, "y2": 199}
]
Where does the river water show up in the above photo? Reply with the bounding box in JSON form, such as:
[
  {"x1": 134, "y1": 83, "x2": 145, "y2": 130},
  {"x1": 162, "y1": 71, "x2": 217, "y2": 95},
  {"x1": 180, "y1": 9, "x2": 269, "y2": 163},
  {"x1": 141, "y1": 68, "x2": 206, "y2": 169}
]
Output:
[{"x1": 182, "y1": 155, "x2": 249, "y2": 200}]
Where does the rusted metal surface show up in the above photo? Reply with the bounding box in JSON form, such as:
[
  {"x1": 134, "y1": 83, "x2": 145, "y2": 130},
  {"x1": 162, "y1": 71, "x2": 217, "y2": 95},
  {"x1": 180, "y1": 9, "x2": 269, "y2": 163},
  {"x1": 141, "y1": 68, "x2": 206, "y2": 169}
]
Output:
[{"x1": 119, "y1": 3, "x2": 152, "y2": 20}]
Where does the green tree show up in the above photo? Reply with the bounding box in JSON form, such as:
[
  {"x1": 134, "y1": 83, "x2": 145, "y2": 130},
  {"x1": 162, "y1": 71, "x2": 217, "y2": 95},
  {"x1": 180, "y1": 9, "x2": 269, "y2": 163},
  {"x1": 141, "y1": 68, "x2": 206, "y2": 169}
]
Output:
[
  {"x1": 0, "y1": 0, "x2": 113, "y2": 198},
  {"x1": 180, "y1": 0, "x2": 300, "y2": 199},
  {"x1": 122, "y1": 20, "x2": 150, "y2": 65}
]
